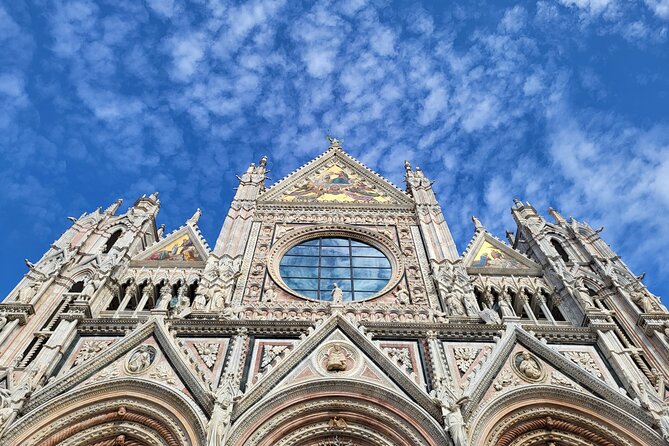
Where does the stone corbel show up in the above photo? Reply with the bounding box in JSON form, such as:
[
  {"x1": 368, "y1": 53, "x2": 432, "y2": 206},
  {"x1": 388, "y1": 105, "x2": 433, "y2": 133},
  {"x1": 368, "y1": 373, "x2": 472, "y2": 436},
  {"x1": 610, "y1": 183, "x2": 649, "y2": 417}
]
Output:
[
  {"x1": 0, "y1": 303, "x2": 35, "y2": 325},
  {"x1": 584, "y1": 310, "x2": 616, "y2": 331},
  {"x1": 61, "y1": 306, "x2": 90, "y2": 321},
  {"x1": 637, "y1": 313, "x2": 669, "y2": 336}
]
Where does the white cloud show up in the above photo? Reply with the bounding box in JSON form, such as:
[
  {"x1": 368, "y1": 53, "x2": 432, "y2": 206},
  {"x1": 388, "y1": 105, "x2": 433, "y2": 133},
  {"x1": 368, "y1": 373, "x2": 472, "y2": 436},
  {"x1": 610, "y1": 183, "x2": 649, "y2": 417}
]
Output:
[
  {"x1": 0, "y1": 73, "x2": 27, "y2": 102},
  {"x1": 645, "y1": 0, "x2": 669, "y2": 19},
  {"x1": 3, "y1": 0, "x2": 669, "y2": 301},
  {"x1": 302, "y1": 47, "x2": 337, "y2": 78},
  {"x1": 370, "y1": 27, "x2": 396, "y2": 56},
  {"x1": 146, "y1": 0, "x2": 176, "y2": 18},
  {"x1": 559, "y1": 0, "x2": 615, "y2": 15},
  {"x1": 170, "y1": 33, "x2": 206, "y2": 81},
  {"x1": 500, "y1": 5, "x2": 527, "y2": 33}
]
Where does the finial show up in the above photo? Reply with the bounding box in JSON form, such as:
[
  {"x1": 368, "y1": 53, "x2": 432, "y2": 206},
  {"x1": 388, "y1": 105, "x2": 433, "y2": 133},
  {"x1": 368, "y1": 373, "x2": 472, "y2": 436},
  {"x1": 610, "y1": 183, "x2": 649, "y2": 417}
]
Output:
[
  {"x1": 326, "y1": 135, "x2": 342, "y2": 149},
  {"x1": 149, "y1": 192, "x2": 159, "y2": 201},
  {"x1": 104, "y1": 198, "x2": 123, "y2": 215},
  {"x1": 505, "y1": 229, "x2": 515, "y2": 244},
  {"x1": 404, "y1": 160, "x2": 412, "y2": 172},
  {"x1": 188, "y1": 208, "x2": 202, "y2": 224},
  {"x1": 547, "y1": 207, "x2": 567, "y2": 225},
  {"x1": 259, "y1": 155, "x2": 267, "y2": 168},
  {"x1": 513, "y1": 198, "x2": 523, "y2": 207},
  {"x1": 471, "y1": 215, "x2": 483, "y2": 230}
]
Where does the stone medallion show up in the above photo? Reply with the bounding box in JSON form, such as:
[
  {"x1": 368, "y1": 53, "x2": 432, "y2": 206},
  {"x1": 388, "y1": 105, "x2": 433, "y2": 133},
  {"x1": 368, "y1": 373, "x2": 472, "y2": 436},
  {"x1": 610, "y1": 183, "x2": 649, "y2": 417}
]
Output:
[
  {"x1": 512, "y1": 351, "x2": 545, "y2": 382},
  {"x1": 315, "y1": 341, "x2": 361, "y2": 376},
  {"x1": 125, "y1": 345, "x2": 157, "y2": 374}
]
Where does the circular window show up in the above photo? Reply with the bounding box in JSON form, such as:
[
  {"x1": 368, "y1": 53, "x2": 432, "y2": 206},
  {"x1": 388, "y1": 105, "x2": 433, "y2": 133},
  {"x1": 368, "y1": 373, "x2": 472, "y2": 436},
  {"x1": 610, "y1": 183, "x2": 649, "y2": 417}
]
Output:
[{"x1": 279, "y1": 237, "x2": 392, "y2": 302}]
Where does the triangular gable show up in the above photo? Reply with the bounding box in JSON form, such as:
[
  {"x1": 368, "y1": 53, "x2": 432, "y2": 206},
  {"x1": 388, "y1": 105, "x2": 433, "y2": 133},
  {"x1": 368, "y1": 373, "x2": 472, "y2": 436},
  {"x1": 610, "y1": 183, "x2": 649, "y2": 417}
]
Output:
[
  {"x1": 461, "y1": 325, "x2": 656, "y2": 427},
  {"x1": 85, "y1": 335, "x2": 188, "y2": 390},
  {"x1": 258, "y1": 148, "x2": 414, "y2": 206},
  {"x1": 234, "y1": 313, "x2": 439, "y2": 420},
  {"x1": 463, "y1": 232, "x2": 541, "y2": 275},
  {"x1": 25, "y1": 318, "x2": 214, "y2": 414},
  {"x1": 133, "y1": 225, "x2": 208, "y2": 265},
  {"x1": 271, "y1": 329, "x2": 405, "y2": 395}
]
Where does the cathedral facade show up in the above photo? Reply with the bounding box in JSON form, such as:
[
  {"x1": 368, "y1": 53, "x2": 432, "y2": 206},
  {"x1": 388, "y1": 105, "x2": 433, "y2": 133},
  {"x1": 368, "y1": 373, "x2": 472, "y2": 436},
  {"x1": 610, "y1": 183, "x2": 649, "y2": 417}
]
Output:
[{"x1": 1, "y1": 139, "x2": 669, "y2": 445}]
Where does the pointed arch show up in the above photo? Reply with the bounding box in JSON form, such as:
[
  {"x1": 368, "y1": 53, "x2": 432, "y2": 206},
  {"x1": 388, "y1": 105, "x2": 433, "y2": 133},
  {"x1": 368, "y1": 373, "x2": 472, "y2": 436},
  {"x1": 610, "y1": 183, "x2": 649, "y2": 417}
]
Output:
[
  {"x1": 227, "y1": 379, "x2": 448, "y2": 446},
  {"x1": 469, "y1": 386, "x2": 663, "y2": 446},
  {"x1": 3, "y1": 379, "x2": 207, "y2": 446},
  {"x1": 550, "y1": 238, "x2": 570, "y2": 263},
  {"x1": 103, "y1": 229, "x2": 124, "y2": 253}
]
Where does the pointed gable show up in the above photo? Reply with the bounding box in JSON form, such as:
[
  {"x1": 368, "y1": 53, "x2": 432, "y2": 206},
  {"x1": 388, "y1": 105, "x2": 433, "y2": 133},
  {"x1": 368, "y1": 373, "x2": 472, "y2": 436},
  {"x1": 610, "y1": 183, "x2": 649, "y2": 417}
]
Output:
[
  {"x1": 461, "y1": 326, "x2": 653, "y2": 427},
  {"x1": 281, "y1": 162, "x2": 392, "y2": 203},
  {"x1": 25, "y1": 318, "x2": 214, "y2": 414},
  {"x1": 133, "y1": 225, "x2": 208, "y2": 266},
  {"x1": 258, "y1": 147, "x2": 414, "y2": 206},
  {"x1": 235, "y1": 313, "x2": 439, "y2": 420},
  {"x1": 463, "y1": 231, "x2": 541, "y2": 275}
]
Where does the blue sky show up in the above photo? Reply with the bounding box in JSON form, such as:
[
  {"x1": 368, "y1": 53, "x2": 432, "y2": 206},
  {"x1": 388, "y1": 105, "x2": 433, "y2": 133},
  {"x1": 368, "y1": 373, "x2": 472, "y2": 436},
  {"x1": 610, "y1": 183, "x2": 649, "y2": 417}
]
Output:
[{"x1": 2, "y1": 0, "x2": 669, "y2": 304}]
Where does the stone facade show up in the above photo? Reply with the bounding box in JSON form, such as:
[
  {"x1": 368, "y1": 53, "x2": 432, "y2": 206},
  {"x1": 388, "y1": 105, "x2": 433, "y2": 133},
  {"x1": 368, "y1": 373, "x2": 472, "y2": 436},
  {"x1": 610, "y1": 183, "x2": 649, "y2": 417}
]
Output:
[{"x1": 1, "y1": 138, "x2": 669, "y2": 445}]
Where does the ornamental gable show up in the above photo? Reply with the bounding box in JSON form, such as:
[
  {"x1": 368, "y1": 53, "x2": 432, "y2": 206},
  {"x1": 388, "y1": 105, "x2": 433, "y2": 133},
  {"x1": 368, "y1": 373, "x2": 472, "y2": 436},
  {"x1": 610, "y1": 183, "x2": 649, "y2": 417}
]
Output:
[
  {"x1": 258, "y1": 147, "x2": 413, "y2": 207},
  {"x1": 133, "y1": 225, "x2": 208, "y2": 266},
  {"x1": 463, "y1": 231, "x2": 541, "y2": 276}
]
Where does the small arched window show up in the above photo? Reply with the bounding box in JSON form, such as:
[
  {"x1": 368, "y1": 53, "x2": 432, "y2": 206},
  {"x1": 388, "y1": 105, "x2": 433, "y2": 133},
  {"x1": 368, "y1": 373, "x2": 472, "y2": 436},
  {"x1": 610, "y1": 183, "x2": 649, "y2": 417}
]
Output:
[
  {"x1": 69, "y1": 281, "x2": 85, "y2": 293},
  {"x1": 550, "y1": 239, "x2": 570, "y2": 263},
  {"x1": 103, "y1": 229, "x2": 123, "y2": 253}
]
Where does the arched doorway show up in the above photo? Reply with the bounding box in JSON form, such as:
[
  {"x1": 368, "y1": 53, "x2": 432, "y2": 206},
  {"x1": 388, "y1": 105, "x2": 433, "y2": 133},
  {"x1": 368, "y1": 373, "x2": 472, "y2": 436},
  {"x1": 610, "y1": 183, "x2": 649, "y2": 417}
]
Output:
[
  {"x1": 228, "y1": 380, "x2": 448, "y2": 446},
  {"x1": 3, "y1": 379, "x2": 207, "y2": 446},
  {"x1": 470, "y1": 386, "x2": 663, "y2": 446}
]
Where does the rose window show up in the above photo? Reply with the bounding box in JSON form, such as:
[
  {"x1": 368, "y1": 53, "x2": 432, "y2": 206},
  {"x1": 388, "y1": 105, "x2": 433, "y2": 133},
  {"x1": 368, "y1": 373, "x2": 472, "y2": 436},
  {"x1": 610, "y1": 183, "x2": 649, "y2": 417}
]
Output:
[{"x1": 279, "y1": 237, "x2": 391, "y2": 301}]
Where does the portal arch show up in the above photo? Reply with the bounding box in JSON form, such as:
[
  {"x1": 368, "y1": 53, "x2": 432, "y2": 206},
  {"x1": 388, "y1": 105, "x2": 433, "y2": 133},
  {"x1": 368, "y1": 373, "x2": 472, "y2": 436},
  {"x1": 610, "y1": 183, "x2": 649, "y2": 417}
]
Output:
[
  {"x1": 228, "y1": 379, "x2": 448, "y2": 446},
  {"x1": 470, "y1": 386, "x2": 663, "y2": 446},
  {"x1": 3, "y1": 378, "x2": 207, "y2": 446}
]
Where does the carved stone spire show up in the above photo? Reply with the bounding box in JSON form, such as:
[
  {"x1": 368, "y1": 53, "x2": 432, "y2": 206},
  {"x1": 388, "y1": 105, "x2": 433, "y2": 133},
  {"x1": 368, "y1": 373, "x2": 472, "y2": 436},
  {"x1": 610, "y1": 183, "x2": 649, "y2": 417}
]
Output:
[
  {"x1": 548, "y1": 207, "x2": 567, "y2": 225},
  {"x1": 104, "y1": 199, "x2": 123, "y2": 215},
  {"x1": 472, "y1": 215, "x2": 484, "y2": 231},
  {"x1": 403, "y1": 162, "x2": 459, "y2": 261},
  {"x1": 213, "y1": 155, "x2": 268, "y2": 257},
  {"x1": 188, "y1": 208, "x2": 202, "y2": 225}
]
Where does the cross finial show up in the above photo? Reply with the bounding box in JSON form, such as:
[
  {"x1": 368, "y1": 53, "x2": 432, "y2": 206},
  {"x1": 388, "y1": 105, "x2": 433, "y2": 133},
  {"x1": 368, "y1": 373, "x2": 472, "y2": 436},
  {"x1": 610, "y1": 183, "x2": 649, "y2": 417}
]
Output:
[{"x1": 326, "y1": 135, "x2": 343, "y2": 149}]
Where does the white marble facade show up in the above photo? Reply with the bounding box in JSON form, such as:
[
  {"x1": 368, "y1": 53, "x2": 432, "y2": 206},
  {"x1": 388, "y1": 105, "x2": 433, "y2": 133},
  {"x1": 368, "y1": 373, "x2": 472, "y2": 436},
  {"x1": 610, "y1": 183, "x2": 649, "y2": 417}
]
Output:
[{"x1": 0, "y1": 139, "x2": 668, "y2": 446}]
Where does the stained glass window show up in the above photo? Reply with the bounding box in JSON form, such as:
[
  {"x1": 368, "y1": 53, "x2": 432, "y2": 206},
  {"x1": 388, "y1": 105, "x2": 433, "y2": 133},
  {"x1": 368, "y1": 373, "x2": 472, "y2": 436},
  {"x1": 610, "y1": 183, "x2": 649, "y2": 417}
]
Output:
[{"x1": 279, "y1": 237, "x2": 391, "y2": 301}]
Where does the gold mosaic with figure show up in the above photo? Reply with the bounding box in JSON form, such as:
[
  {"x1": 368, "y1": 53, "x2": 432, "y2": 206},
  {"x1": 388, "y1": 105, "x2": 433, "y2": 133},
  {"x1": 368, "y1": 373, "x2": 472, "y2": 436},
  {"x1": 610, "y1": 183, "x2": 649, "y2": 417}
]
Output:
[{"x1": 281, "y1": 164, "x2": 391, "y2": 203}]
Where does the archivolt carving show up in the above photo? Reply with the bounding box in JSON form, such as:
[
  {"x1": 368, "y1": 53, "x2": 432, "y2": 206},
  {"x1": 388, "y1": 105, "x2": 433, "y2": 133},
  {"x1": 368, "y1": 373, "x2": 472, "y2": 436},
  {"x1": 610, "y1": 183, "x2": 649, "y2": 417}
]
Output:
[
  {"x1": 3, "y1": 379, "x2": 207, "y2": 446},
  {"x1": 274, "y1": 421, "x2": 395, "y2": 446},
  {"x1": 496, "y1": 415, "x2": 618, "y2": 446},
  {"x1": 88, "y1": 437, "x2": 146, "y2": 446},
  {"x1": 228, "y1": 380, "x2": 446, "y2": 446},
  {"x1": 62, "y1": 422, "x2": 158, "y2": 446},
  {"x1": 470, "y1": 386, "x2": 663, "y2": 446},
  {"x1": 42, "y1": 407, "x2": 177, "y2": 446}
]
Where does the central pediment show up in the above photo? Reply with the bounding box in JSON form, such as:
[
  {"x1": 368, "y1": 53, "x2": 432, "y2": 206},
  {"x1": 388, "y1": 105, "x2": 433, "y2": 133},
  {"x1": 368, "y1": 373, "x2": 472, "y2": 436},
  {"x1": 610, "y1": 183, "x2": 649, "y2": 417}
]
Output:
[{"x1": 258, "y1": 146, "x2": 414, "y2": 207}]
